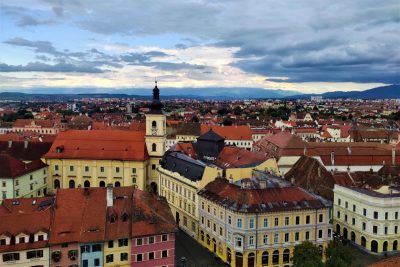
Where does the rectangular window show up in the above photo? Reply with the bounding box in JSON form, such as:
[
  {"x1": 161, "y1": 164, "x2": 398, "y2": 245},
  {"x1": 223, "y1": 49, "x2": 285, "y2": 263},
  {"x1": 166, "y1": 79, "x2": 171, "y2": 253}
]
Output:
[
  {"x1": 26, "y1": 250, "x2": 43, "y2": 259},
  {"x1": 353, "y1": 205, "x2": 356, "y2": 212},
  {"x1": 296, "y1": 216, "x2": 300, "y2": 225},
  {"x1": 263, "y1": 234, "x2": 268, "y2": 244},
  {"x1": 81, "y1": 245, "x2": 90, "y2": 253},
  {"x1": 85, "y1": 166, "x2": 89, "y2": 172},
  {"x1": 305, "y1": 231, "x2": 310, "y2": 240},
  {"x1": 285, "y1": 216, "x2": 290, "y2": 225},
  {"x1": 162, "y1": 235, "x2": 168, "y2": 242},
  {"x1": 136, "y1": 238, "x2": 143, "y2": 246},
  {"x1": 363, "y1": 208, "x2": 367, "y2": 216},
  {"x1": 137, "y1": 254, "x2": 143, "y2": 262},
  {"x1": 274, "y1": 217, "x2": 279, "y2": 226},
  {"x1": 306, "y1": 215, "x2": 310, "y2": 224},
  {"x1": 152, "y1": 164, "x2": 156, "y2": 170},
  {"x1": 228, "y1": 215, "x2": 232, "y2": 224},
  {"x1": 249, "y1": 219, "x2": 254, "y2": 229},
  {"x1": 284, "y1": 233, "x2": 289, "y2": 242},
  {"x1": 319, "y1": 214, "x2": 323, "y2": 223},
  {"x1": 373, "y1": 226, "x2": 378, "y2": 234},
  {"x1": 385, "y1": 212, "x2": 388, "y2": 220},
  {"x1": 108, "y1": 240, "x2": 113, "y2": 248},
  {"x1": 92, "y1": 244, "x2": 101, "y2": 252},
  {"x1": 55, "y1": 165, "x2": 59, "y2": 171},
  {"x1": 120, "y1": 252, "x2": 128, "y2": 261},
  {"x1": 149, "y1": 252, "x2": 155, "y2": 260},
  {"x1": 274, "y1": 233, "x2": 279, "y2": 243},
  {"x1": 362, "y1": 222, "x2": 366, "y2": 231},
  {"x1": 345, "y1": 201, "x2": 348, "y2": 208},
  {"x1": 337, "y1": 211, "x2": 341, "y2": 219},
  {"x1": 338, "y1": 198, "x2": 341, "y2": 205},
  {"x1": 374, "y1": 211, "x2": 378, "y2": 219},
  {"x1": 118, "y1": 238, "x2": 128, "y2": 247},
  {"x1": 69, "y1": 166, "x2": 74, "y2": 172},
  {"x1": 106, "y1": 254, "x2": 114, "y2": 263},
  {"x1": 162, "y1": 250, "x2": 168, "y2": 258},
  {"x1": 395, "y1": 226, "x2": 398, "y2": 234},
  {"x1": 385, "y1": 227, "x2": 388, "y2": 235},
  {"x1": 235, "y1": 237, "x2": 242, "y2": 247},
  {"x1": 352, "y1": 218, "x2": 355, "y2": 225},
  {"x1": 83, "y1": 260, "x2": 88, "y2": 267},
  {"x1": 396, "y1": 212, "x2": 399, "y2": 220},
  {"x1": 100, "y1": 167, "x2": 105, "y2": 172},
  {"x1": 132, "y1": 168, "x2": 137, "y2": 174},
  {"x1": 149, "y1": 236, "x2": 154, "y2": 244},
  {"x1": 295, "y1": 232, "x2": 300, "y2": 241},
  {"x1": 263, "y1": 218, "x2": 268, "y2": 228},
  {"x1": 249, "y1": 236, "x2": 254, "y2": 246},
  {"x1": 318, "y1": 229, "x2": 323, "y2": 239},
  {"x1": 116, "y1": 167, "x2": 120, "y2": 173},
  {"x1": 237, "y1": 218, "x2": 242, "y2": 228},
  {"x1": 94, "y1": 258, "x2": 100, "y2": 266}
]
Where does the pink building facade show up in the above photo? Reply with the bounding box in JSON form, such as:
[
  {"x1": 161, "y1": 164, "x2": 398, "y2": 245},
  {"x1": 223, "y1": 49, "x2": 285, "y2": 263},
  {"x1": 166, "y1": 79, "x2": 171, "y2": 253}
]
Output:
[
  {"x1": 131, "y1": 232, "x2": 175, "y2": 267},
  {"x1": 50, "y1": 242, "x2": 79, "y2": 267}
]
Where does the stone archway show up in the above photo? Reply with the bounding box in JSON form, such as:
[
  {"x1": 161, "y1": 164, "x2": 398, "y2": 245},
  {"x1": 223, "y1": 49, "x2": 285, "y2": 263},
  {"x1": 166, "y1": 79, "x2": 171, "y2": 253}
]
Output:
[
  {"x1": 371, "y1": 240, "x2": 378, "y2": 253},
  {"x1": 361, "y1": 236, "x2": 366, "y2": 248}
]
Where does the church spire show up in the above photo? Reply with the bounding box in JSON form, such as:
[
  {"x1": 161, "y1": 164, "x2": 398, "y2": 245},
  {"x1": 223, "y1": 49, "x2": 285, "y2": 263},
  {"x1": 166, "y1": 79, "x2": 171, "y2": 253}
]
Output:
[{"x1": 149, "y1": 80, "x2": 163, "y2": 113}]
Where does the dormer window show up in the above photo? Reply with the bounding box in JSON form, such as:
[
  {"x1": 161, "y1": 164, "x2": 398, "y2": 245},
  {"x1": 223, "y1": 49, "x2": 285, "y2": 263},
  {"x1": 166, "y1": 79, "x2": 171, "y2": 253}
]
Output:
[
  {"x1": 0, "y1": 239, "x2": 6, "y2": 245},
  {"x1": 19, "y1": 237, "x2": 25, "y2": 244},
  {"x1": 38, "y1": 235, "x2": 44, "y2": 241},
  {"x1": 122, "y1": 213, "x2": 129, "y2": 222}
]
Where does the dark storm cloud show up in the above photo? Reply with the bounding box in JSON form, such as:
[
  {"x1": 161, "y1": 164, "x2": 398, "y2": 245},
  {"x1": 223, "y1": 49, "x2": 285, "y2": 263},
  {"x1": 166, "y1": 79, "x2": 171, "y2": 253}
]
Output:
[{"x1": 3, "y1": 0, "x2": 400, "y2": 83}]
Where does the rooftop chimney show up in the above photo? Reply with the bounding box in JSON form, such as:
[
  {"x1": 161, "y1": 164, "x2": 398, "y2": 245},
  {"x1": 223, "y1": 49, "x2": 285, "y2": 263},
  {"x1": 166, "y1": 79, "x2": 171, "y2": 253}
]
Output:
[
  {"x1": 24, "y1": 140, "x2": 28, "y2": 149},
  {"x1": 107, "y1": 183, "x2": 113, "y2": 207},
  {"x1": 8, "y1": 140, "x2": 12, "y2": 148}
]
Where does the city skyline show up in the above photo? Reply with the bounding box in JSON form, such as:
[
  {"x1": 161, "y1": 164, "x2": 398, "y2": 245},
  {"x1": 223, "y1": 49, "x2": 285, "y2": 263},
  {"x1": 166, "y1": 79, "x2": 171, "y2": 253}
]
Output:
[{"x1": 0, "y1": 0, "x2": 398, "y2": 93}]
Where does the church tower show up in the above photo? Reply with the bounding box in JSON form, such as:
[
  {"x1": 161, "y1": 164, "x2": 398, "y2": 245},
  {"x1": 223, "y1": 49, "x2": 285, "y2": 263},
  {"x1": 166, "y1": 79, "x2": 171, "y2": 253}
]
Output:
[{"x1": 145, "y1": 81, "x2": 166, "y2": 192}]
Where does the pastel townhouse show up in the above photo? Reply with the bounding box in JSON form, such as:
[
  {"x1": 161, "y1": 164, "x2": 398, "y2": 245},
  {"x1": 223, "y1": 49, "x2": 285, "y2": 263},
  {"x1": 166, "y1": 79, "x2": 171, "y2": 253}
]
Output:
[
  {"x1": 130, "y1": 188, "x2": 177, "y2": 267},
  {"x1": 0, "y1": 197, "x2": 53, "y2": 267}
]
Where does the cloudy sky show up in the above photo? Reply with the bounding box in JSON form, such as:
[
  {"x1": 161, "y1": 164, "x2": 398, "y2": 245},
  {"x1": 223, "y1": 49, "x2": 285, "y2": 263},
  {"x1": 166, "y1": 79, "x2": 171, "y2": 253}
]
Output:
[{"x1": 0, "y1": 0, "x2": 398, "y2": 93}]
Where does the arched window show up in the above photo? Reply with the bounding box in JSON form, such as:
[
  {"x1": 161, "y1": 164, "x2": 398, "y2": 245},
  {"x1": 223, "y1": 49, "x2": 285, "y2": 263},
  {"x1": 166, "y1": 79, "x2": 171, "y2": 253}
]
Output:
[
  {"x1": 235, "y1": 252, "x2": 243, "y2": 267},
  {"x1": 84, "y1": 180, "x2": 90, "y2": 188},
  {"x1": 262, "y1": 251, "x2": 269, "y2": 266},
  {"x1": 361, "y1": 236, "x2": 366, "y2": 247},
  {"x1": 383, "y1": 241, "x2": 388, "y2": 252},
  {"x1": 272, "y1": 250, "x2": 279, "y2": 265},
  {"x1": 54, "y1": 179, "x2": 60, "y2": 189},
  {"x1": 393, "y1": 240, "x2": 398, "y2": 251},
  {"x1": 69, "y1": 180, "x2": 75, "y2": 189},
  {"x1": 200, "y1": 231, "x2": 204, "y2": 241},
  {"x1": 351, "y1": 231, "x2": 356, "y2": 242},
  {"x1": 247, "y1": 252, "x2": 255, "y2": 267},
  {"x1": 227, "y1": 248, "x2": 232, "y2": 263},
  {"x1": 115, "y1": 181, "x2": 121, "y2": 187},
  {"x1": 152, "y1": 121, "x2": 157, "y2": 128},
  {"x1": 99, "y1": 181, "x2": 105, "y2": 187},
  {"x1": 152, "y1": 143, "x2": 157, "y2": 152},
  {"x1": 371, "y1": 240, "x2": 378, "y2": 253},
  {"x1": 122, "y1": 213, "x2": 129, "y2": 222},
  {"x1": 283, "y1": 249, "x2": 290, "y2": 263}
]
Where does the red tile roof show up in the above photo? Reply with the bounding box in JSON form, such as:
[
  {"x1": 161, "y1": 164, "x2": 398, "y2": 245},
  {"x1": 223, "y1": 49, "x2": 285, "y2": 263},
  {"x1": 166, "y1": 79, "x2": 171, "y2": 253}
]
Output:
[
  {"x1": 13, "y1": 119, "x2": 56, "y2": 128},
  {"x1": 198, "y1": 177, "x2": 330, "y2": 213},
  {"x1": 43, "y1": 130, "x2": 148, "y2": 161},
  {"x1": 0, "y1": 152, "x2": 47, "y2": 178},
  {"x1": 215, "y1": 146, "x2": 266, "y2": 168}
]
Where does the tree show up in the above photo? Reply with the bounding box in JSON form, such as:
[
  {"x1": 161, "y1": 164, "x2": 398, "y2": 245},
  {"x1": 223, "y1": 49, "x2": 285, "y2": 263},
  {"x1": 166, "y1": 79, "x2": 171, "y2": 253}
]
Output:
[
  {"x1": 292, "y1": 241, "x2": 324, "y2": 267},
  {"x1": 222, "y1": 117, "x2": 233, "y2": 126},
  {"x1": 325, "y1": 240, "x2": 353, "y2": 267}
]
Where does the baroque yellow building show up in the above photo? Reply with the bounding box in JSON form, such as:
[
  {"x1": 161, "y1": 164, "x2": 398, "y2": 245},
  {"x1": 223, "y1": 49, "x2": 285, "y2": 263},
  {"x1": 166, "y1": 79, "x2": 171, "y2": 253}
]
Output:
[
  {"x1": 198, "y1": 177, "x2": 332, "y2": 267},
  {"x1": 43, "y1": 83, "x2": 167, "y2": 193}
]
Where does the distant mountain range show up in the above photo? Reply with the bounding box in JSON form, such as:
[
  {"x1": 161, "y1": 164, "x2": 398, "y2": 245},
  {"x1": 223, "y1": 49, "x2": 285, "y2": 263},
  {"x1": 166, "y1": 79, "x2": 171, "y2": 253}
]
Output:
[
  {"x1": 0, "y1": 84, "x2": 398, "y2": 100},
  {"x1": 287, "y1": 84, "x2": 400, "y2": 99}
]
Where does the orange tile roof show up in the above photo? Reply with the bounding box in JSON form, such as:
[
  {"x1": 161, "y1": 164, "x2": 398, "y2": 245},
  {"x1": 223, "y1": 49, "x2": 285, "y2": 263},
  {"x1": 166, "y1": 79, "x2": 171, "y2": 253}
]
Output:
[
  {"x1": 200, "y1": 125, "x2": 252, "y2": 140},
  {"x1": 0, "y1": 152, "x2": 47, "y2": 178},
  {"x1": 43, "y1": 130, "x2": 148, "y2": 161},
  {"x1": 215, "y1": 146, "x2": 266, "y2": 168}
]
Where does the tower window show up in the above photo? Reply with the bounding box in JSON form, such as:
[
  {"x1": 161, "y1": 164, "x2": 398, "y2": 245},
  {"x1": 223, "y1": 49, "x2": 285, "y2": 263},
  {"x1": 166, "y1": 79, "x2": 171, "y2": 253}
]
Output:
[
  {"x1": 152, "y1": 143, "x2": 157, "y2": 152},
  {"x1": 152, "y1": 121, "x2": 157, "y2": 128}
]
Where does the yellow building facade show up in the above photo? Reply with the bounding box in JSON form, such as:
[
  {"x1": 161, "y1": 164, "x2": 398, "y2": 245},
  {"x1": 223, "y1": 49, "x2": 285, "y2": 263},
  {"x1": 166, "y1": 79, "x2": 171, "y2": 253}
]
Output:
[
  {"x1": 198, "y1": 177, "x2": 332, "y2": 267},
  {"x1": 104, "y1": 238, "x2": 131, "y2": 267}
]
